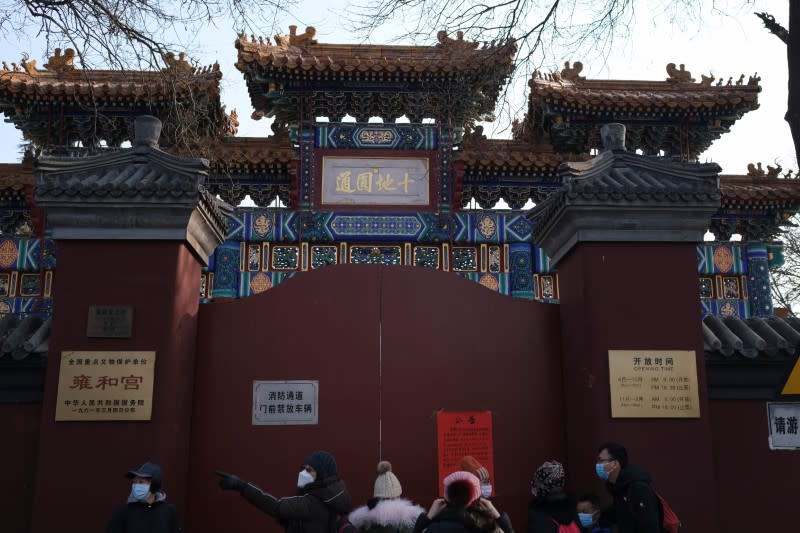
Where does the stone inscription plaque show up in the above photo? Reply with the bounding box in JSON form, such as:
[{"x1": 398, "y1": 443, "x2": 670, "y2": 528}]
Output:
[
  {"x1": 608, "y1": 350, "x2": 700, "y2": 418},
  {"x1": 87, "y1": 306, "x2": 133, "y2": 338},
  {"x1": 321, "y1": 156, "x2": 430, "y2": 206}
]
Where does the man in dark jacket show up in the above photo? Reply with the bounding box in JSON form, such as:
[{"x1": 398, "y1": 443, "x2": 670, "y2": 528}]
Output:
[
  {"x1": 595, "y1": 442, "x2": 661, "y2": 533},
  {"x1": 217, "y1": 450, "x2": 352, "y2": 533},
  {"x1": 106, "y1": 461, "x2": 181, "y2": 533}
]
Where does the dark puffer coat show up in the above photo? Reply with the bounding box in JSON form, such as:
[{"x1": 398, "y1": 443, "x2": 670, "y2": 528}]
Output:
[
  {"x1": 600, "y1": 465, "x2": 661, "y2": 533},
  {"x1": 413, "y1": 507, "x2": 485, "y2": 533},
  {"x1": 527, "y1": 491, "x2": 579, "y2": 533},
  {"x1": 239, "y1": 475, "x2": 353, "y2": 533},
  {"x1": 106, "y1": 492, "x2": 180, "y2": 533}
]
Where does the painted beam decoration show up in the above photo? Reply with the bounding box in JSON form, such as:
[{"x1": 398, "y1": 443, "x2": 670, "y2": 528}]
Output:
[
  {"x1": 55, "y1": 351, "x2": 156, "y2": 421},
  {"x1": 252, "y1": 380, "x2": 319, "y2": 425},
  {"x1": 321, "y1": 157, "x2": 429, "y2": 206},
  {"x1": 608, "y1": 350, "x2": 700, "y2": 418}
]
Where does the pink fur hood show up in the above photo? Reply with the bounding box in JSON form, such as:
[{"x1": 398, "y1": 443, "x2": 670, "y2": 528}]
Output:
[{"x1": 348, "y1": 498, "x2": 425, "y2": 530}]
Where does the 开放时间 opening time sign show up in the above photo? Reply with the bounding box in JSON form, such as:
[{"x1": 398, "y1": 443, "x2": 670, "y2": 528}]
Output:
[
  {"x1": 252, "y1": 380, "x2": 319, "y2": 425},
  {"x1": 608, "y1": 350, "x2": 700, "y2": 418}
]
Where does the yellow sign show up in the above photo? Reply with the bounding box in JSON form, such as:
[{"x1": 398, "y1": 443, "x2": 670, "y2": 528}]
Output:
[
  {"x1": 608, "y1": 350, "x2": 700, "y2": 418},
  {"x1": 55, "y1": 351, "x2": 156, "y2": 421},
  {"x1": 782, "y1": 355, "x2": 800, "y2": 395}
]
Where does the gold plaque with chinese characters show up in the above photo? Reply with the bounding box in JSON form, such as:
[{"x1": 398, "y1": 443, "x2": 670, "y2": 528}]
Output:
[
  {"x1": 608, "y1": 350, "x2": 700, "y2": 418},
  {"x1": 55, "y1": 351, "x2": 156, "y2": 421},
  {"x1": 321, "y1": 156, "x2": 429, "y2": 206}
]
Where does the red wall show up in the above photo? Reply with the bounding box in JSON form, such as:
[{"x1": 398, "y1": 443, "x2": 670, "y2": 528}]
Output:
[
  {"x1": 188, "y1": 264, "x2": 564, "y2": 533},
  {"x1": 557, "y1": 243, "x2": 719, "y2": 531},
  {"x1": 29, "y1": 242, "x2": 202, "y2": 533},
  {"x1": 0, "y1": 403, "x2": 40, "y2": 533},
  {"x1": 710, "y1": 399, "x2": 800, "y2": 532}
]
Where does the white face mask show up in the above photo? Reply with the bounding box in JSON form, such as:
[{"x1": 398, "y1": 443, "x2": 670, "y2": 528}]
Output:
[
  {"x1": 480, "y1": 483, "x2": 493, "y2": 498},
  {"x1": 297, "y1": 469, "x2": 315, "y2": 488}
]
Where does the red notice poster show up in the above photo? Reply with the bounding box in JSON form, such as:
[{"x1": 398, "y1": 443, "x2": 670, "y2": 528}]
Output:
[{"x1": 436, "y1": 411, "x2": 494, "y2": 496}]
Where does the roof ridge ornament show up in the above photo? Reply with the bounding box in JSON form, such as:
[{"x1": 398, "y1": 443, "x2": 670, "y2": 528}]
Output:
[
  {"x1": 43, "y1": 48, "x2": 76, "y2": 73},
  {"x1": 19, "y1": 53, "x2": 38, "y2": 75},
  {"x1": 134, "y1": 115, "x2": 162, "y2": 149},
  {"x1": 600, "y1": 123, "x2": 626, "y2": 152},
  {"x1": 666, "y1": 62, "x2": 695, "y2": 83},
  {"x1": 274, "y1": 25, "x2": 317, "y2": 48},
  {"x1": 162, "y1": 52, "x2": 194, "y2": 75},
  {"x1": 560, "y1": 61, "x2": 584, "y2": 82},
  {"x1": 435, "y1": 30, "x2": 479, "y2": 52}
]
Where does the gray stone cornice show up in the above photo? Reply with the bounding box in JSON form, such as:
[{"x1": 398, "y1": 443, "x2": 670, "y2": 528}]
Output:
[
  {"x1": 530, "y1": 124, "x2": 722, "y2": 265},
  {"x1": 34, "y1": 116, "x2": 227, "y2": 265}
]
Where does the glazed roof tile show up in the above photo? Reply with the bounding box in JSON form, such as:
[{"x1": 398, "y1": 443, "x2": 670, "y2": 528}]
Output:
[
  {"x1": 704, "y1": 314, "x2": 800, "y2": 359},
  {"x1": 458, "y1": 138, "x2": 589, "y2": 170},
  {"x1": 718, "y1": 174, "x2": 800, "y2": 207},
  {"x1": 235, "y1": 29, "x2": 516, "y2": 77},
  {"x1": 0, "y1": 53, "x2": 221, "y2": 104},
  {"x1": 0, "y1": 163, "x2": 33, "y2": 190},
  {"x1": 0, "y1": 314, "x2": 49, "y2": 360},
  {"x1": 530, "y1": 78, "x2": 760, "y2": 113},
  {"x1": 207, "y1": 136, "x2": 296, "y2": 169}
]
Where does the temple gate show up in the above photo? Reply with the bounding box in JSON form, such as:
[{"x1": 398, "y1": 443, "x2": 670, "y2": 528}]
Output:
[{"x1": 1, "y1": 27, "x2": 800, "y2": 533}]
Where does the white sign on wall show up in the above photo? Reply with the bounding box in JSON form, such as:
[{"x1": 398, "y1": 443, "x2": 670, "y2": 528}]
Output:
[
  {"x1": 252, "y1": 380, "x2": 319, "y2": 425},
  {"x1": 767, "y1": 402, "x2": 800, "y2": 450}
]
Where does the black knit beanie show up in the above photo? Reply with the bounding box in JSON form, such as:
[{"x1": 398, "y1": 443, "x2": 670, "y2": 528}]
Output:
[{"x1": 305, "y1": 450, "x2": 338, "y2": 479}]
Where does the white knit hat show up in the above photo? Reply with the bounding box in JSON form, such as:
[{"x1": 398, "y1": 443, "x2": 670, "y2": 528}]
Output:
[{"x1": 373, "y1": 461, "x2": 402, "y2": 498}]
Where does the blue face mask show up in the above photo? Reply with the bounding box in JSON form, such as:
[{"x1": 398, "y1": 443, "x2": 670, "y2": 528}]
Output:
[
  {"x1": 595, "y1": 463, "x2": 609, "y2": 480},
  {"x1": 578, "y1": 513, "x2": 595, "y2": 528},
  {"x1": 131, "y1": 482, "x2": 151, "y2": 501}
]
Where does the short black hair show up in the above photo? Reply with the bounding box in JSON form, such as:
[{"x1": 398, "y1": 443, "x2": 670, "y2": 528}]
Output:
[
  {"x1": 598, "y1": 442, "x2": 628, "y2": 468},
  {"x1": 446, "y1": 480, "x2": 473, "y2": 508},
  {"x1": 577, "y1": 493, "x2": 600, "y2": 509}
]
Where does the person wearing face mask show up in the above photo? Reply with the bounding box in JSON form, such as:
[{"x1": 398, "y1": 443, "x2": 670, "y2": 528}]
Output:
[
  {"x1": 526, "y1": 461, "x2": 581, "y2": 533},
  {"x1": 575, "y1": 494, "x2": 610, "y2": 533},
  {"x1": 458, "y1": 456, "x2": 513, "y2": 533},
  {"x1": 106, "y1": 462, "x2": 181, "y2": 533},
  {"x1": 594, "y1": 442, "x2": 660, "y2": 533},
  {"x1": 348, "y1": 460, "x2": 425, "y2": 533},
  {"x1": 216, "y1": 450, "x2": 352, "y2": 533}
]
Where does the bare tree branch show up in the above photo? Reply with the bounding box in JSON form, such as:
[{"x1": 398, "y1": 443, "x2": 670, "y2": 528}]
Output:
[
  {"x1": 755, "y1": 11, "x2": 789, "y2": 44},
  {"x1": 0, "y1": 0, "x2": 295, "y2": 68}
]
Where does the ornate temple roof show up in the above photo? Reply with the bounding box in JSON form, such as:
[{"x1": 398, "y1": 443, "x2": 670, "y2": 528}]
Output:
[
  {"x1": 704, "y1": 314, "x2": 800, "y2": 400},
  {"x1": 35, "y1": 116, "x2": 228, "y2": 264},
  {"x1": 458, "y1": 130, "x2": 588, "y2": 172},
  {"x1": 0, "y1": 50, "x2": 227, "y2": 148},
  {"x1": 207, "y1": 132, "x2": 295, "y2": 172},
  {"x1": 235, "y1": 27, "x2": 516, "y2": 124},
  {"x1": 0, "y1": 162, "x2": 33, "y2": 191},
  {"x1": 525, "y1": 62, "x2": 761, "y2": 159},
  {"x1": 719, "y1": 172, "x2": 800, "y2": 209},
  {"x1": 0, "y1": 52, "x2": 221, "y2": 101},
  {"x1": 531, "y1": 124, "x2": 722, "y2": 264}
]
